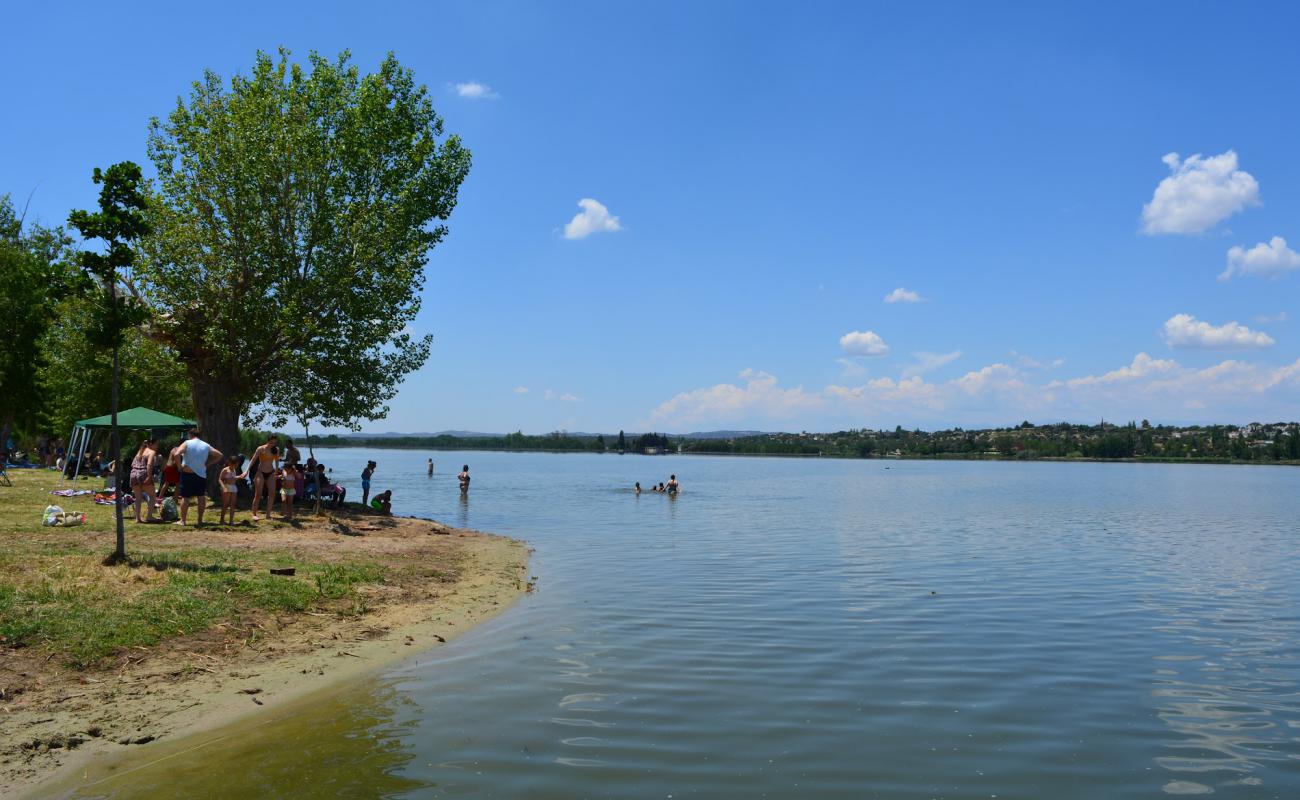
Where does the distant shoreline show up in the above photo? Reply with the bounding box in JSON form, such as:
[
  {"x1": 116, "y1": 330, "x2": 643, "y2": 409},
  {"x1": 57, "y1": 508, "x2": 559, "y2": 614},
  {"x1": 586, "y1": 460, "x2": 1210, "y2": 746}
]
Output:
[{"x1": 306, "y1": 441, "x2": 1299, "y2": 467}]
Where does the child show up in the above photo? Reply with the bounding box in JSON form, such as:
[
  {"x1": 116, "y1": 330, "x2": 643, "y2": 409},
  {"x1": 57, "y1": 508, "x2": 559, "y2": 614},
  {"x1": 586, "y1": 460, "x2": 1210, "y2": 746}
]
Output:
[
  {"x1": 219, "y1": 455, "x2": 240, "y2": 525},
  {"x1": 280, "y1": 462, "x2": 296, "y2": 520},
  {"x1": 635, "y1": 481, "x2": 642, "y2": 495},
  {"x1": 361, "y1": 461, "x2": 375, "y2": 506},
  {"x1": 369, "y1": 489, "x2": 392, "y2": 515}
]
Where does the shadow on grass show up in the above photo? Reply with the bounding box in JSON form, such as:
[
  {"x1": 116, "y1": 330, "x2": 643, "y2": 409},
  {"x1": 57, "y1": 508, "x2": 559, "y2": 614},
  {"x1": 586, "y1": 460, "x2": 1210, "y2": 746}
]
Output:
[{"x1": 104, "y1": 553, "x2": 244, "y2": 574}]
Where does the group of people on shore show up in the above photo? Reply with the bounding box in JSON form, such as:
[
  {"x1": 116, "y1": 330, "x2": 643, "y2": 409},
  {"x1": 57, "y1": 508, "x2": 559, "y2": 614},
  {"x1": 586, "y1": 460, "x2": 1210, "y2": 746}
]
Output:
[
  {"x1": 126, "y1": 431, "x2": 356, "y2": 526},
  {"x1": 635, "y1": 475, "x2": 680, "y2": 496}
]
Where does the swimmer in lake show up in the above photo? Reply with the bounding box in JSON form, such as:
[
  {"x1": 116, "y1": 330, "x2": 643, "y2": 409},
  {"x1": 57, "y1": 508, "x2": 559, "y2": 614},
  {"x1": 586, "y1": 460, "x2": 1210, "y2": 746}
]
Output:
[
  {"x1": 666, "y1": 474, "x2": 680, "y2": 495},
  {"x1": 635, "y1": 482, "x2": 642, "y2": 495}
]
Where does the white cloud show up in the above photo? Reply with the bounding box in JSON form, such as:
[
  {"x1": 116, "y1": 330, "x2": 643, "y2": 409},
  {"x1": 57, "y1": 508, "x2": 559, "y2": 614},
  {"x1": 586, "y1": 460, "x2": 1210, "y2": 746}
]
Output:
[
  {"x1": 455, "y1": 81, "x2": 498, "y2": 99},
  {"x1": 903, "y1": 350, "x2": 962, "y2": 377},
  {"x1": 953, "y1": 364, "x2": 1027, "y2": 395},
  {"x1": 563, "y1": 198, "x2": 622, "y2": 240},
  {"x1": 1221, "y1": 236, "x2": 1300, "y2": 280},
  {"x1": 1059, "y1": 352, "x2": 1179, "y2": 388},
  {"x1": 839, "y1": 330, "x2": 889, "y2": 357},
  {"x1": 884, "y1": 287, "x2": 922, "y2": 304},
  {"x1": 1011, "y1": 351, "x2": 1065, "y2": 370},
  {"x1": 559, "y1": 393, "x2": 580, "y2": 403},
  {"x1": 645, "y1": 354, "x2": 1300, "y2": 429},
  {"x1": 1141, "y1": 150, "x2": 1260, "y2": 235},
  {"x1": 543, "y1": 389, "x2": 580, "y2": 402},
  {"x1": 648, "y1": 369, "x2": 821, "y2": 426},
  {"x1": 1162, "y1": 314, "x2": 1275, "y2": 350},
  {"x1": 1256, "y1": 311, "x2": 1289, "y2": 324},
  {"x1": 513, "y1": 386, "x2": 530, "y2": 395}
]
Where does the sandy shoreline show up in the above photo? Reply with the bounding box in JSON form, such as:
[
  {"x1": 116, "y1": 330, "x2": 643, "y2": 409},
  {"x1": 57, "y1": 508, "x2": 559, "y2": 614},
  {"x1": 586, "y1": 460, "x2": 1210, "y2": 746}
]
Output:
[{"x1": 3, "y1": 517, "x2": 530, "y2": 798}]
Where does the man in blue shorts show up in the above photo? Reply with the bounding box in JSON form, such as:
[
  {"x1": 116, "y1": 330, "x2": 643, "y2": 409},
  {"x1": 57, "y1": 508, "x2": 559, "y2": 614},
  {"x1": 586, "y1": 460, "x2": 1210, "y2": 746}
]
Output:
[{"x1": 174, "y1": 428, "x2": 224, "y2": 526}]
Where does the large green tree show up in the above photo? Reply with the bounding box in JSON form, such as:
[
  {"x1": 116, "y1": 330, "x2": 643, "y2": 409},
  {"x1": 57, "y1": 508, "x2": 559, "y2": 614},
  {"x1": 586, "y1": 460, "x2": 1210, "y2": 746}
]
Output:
[
  {"x1": 38, "y1": 291, "x2": 192, "y2": 438},
  {"x1": 68, "y1": 163, "x2": 151, "y2": 562},
  {"x1": 0, "y1": 195, "x2": 74, "y2": 449},
  {"x1": 136, "y1": 49, "x2": 469, "y2": 476}
]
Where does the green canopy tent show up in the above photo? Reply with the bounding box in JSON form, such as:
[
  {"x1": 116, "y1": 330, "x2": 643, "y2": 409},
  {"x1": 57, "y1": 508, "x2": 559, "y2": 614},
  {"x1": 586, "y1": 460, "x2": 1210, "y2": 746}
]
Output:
[{"x1": 63, "y1": 407, "x2": 196, "y2": 484}]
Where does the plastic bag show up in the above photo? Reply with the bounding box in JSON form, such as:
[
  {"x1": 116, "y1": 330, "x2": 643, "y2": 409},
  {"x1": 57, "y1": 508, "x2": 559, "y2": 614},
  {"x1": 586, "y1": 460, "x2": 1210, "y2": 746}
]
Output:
[
  {"x1": 160, "y1": 496, "x2": 179, "y2": 522},
  {"x1": 41, "y1": 506, "x2": 86, "y2": 527}
]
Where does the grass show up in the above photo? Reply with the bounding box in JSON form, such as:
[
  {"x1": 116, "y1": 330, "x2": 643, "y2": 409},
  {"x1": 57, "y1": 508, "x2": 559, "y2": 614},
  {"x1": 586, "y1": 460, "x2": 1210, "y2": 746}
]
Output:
[{"x1": 0, "y1": 468, "x2": 391, "y2": 668}]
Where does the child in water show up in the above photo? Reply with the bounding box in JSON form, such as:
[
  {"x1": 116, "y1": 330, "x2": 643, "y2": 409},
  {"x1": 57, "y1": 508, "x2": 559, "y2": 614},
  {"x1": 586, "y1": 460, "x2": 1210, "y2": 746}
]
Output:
[
  {"x1": 635, "y1": 482, "x2": 642, "y2": 495},
  {"x1": 219, "y1": 455, "x2": 240, "y2": 525},
  {"x1": 280, "y1": 462, "x2": 296, "y2": 520}
]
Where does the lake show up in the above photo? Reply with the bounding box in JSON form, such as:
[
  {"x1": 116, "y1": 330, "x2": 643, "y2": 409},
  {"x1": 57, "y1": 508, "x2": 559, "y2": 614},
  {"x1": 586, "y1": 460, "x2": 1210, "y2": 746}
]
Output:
[{"x1": 67, "y1": 450, "x2": 1300, "y2": 798}]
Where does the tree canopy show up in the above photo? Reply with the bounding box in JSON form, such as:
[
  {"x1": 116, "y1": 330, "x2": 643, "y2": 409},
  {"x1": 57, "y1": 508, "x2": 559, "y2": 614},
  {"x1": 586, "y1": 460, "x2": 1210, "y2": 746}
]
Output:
[{"x1": 136, "y1": 48, "x2": 470, "y2": 461}]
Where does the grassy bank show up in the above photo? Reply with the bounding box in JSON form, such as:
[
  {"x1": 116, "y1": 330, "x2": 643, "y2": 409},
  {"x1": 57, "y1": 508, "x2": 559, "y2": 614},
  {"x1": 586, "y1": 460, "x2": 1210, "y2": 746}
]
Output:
[{"x1": 2, "y1": 469, "x2": 397, "y2": 669}]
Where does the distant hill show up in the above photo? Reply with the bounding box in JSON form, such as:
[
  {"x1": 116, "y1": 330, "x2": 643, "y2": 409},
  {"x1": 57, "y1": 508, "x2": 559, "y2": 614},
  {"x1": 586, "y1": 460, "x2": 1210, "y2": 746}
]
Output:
[{"x1": 678, "y1": 430, "x2": 766, "y2": 440}]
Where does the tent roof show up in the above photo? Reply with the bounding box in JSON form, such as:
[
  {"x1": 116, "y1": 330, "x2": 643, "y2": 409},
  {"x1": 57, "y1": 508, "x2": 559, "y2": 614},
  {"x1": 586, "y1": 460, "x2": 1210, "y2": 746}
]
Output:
[{"x1": 75, "y1": 407, "x2": 197, "y2": 431}]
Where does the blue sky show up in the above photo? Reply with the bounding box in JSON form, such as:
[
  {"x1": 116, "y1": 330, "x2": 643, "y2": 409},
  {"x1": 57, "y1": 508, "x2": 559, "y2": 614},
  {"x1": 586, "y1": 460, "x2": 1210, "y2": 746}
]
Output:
[{"x1": 6, "y1": 1, "x2": 1300, "y2": 432}]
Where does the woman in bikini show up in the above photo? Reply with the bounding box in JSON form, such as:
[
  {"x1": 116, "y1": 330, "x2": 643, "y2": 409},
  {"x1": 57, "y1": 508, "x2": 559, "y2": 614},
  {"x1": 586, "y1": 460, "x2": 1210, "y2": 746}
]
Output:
[
  {"x1": 129, "y1": 437, "x2": 158, "y2": 523},
  {"x1": 240, "y1": 435, "x2": 280, "y2": 521}
]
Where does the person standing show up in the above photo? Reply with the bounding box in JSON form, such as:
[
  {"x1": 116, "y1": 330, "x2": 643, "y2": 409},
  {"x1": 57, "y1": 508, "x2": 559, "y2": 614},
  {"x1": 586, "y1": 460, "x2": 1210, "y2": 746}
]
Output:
[
  {"x1": 219, "y1": 456, "x2": 240, "y2": 525},
  {"x1": 362, "y1": 460, "x2": 376, "y2": 506},
  {"x1": 174, "y1": 428, "x2": 223, "y2": 526},
  {"x1": 666, "y1": 474, "x2": 680, "y2": 495},
  {"x1": 280, "y1": 462, "x2": 297, "y2": 520},
  {"x1": 283, "y1": 437, "x2": 301, "y2": 467},
  {"x1": 427, "y1": 458, "x2": 434, "y2": 477},
  {"x1": 458, "y1": 464, "x2": 470, "y2": 494},
  {"x1": 241, "y1": 435, "x2": 280, "y2": 521},
  {"x1": 129, "y1": 437, "x2": 159, "y2": 523}
]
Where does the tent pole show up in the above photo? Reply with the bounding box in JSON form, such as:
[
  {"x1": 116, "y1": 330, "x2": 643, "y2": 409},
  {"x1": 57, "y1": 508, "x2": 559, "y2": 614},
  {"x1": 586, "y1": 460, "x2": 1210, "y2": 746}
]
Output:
[
  {"x1": 61, "y1": 426, "x2": 80, "y2": 485},
  {"x1": 76, "y1": 428, "x2": 90, "y2": 485}
]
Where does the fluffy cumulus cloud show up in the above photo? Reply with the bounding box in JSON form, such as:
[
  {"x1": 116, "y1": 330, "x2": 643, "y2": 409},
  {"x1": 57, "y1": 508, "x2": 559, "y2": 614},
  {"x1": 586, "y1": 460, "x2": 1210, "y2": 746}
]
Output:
[
  {"x1": 883, "y1": 287, "x2": 922, "y2": 304},
  {"x1": 1058, "y1": 352, "x2": 1178, "y2": 389},
  {"x1": 903, "y1": 350, "x2": 962, "y2": 377},
  {"x1": 1221, "y1": 236, "x2": 1300, "y2": 280},
  {"x1": 1141, "y1": 151, "x2": 1260, "y2": 235},
  {"x1": 839, "y1": 330, "x2": 889, "y2": 357},
  {"x1": 1162, "y1": 314, "x2": 1275, "y2": 350},
  {"x1": 563, "y1": 199, "x2": 622, "y2": 240},
  {"x1": 646, "y1": 354, "x2": 1300, "y2": 430},
  {"x1": 455, "y1": 81, "x2": 498, "y2": 99},
  {"x1": 648, "y1": 369, "x2": 822, "y2": 426}
]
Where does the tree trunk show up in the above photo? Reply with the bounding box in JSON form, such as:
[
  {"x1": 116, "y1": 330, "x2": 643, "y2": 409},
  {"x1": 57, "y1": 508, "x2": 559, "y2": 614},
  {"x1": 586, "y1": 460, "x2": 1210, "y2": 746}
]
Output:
[
  {"x1": 189, "y1": 369, "x2": 241, "y2": 498},
  {"x1": 303, "y1": 419, "x2": 314, "y2": 459},
  {"x1": 111, "y1": 346, "x2": 125, "y2": 562}
]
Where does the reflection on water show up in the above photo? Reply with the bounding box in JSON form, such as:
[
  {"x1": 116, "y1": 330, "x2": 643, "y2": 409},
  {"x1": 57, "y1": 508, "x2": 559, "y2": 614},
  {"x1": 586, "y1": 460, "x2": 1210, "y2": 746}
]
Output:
[
  {"x1": 63, "y1": 454, "x2": 1300, "y2": 799},
  {"x1": 71, "y1": 682, "x2": 427, "y2": 799}
]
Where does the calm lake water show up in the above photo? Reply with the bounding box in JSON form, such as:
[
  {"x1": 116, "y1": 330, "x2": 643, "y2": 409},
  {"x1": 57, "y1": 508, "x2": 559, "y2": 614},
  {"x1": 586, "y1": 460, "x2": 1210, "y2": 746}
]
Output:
[{"x1": 67, "y1": 450, "x2": 1300, "y2": 799}]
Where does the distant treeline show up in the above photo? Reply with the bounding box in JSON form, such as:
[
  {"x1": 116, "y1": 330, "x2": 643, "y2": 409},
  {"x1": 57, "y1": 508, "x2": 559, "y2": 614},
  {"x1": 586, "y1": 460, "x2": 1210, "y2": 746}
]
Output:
[
  {"x1": 309, "y1": 421, "x2": 1300, "y2": 464},
  {"x1": 313, "y1": 430, "x2": 669, "y2": 454},
  {"x1": 680, "y1": 421, "x2": 1300, "y2": 463}
]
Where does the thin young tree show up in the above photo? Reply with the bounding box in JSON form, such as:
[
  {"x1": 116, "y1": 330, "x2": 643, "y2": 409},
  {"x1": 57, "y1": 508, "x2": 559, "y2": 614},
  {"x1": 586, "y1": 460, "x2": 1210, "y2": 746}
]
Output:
[{"x1": 68, "y1": 163, "x2": 151, "y2": 563}]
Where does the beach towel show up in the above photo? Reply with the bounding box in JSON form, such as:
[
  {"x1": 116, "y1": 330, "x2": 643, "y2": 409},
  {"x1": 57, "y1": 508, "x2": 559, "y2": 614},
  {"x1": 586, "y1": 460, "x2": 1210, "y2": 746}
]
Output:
[{"x1": 51, "y1": 489, "x2": 95, "y2": 497}]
